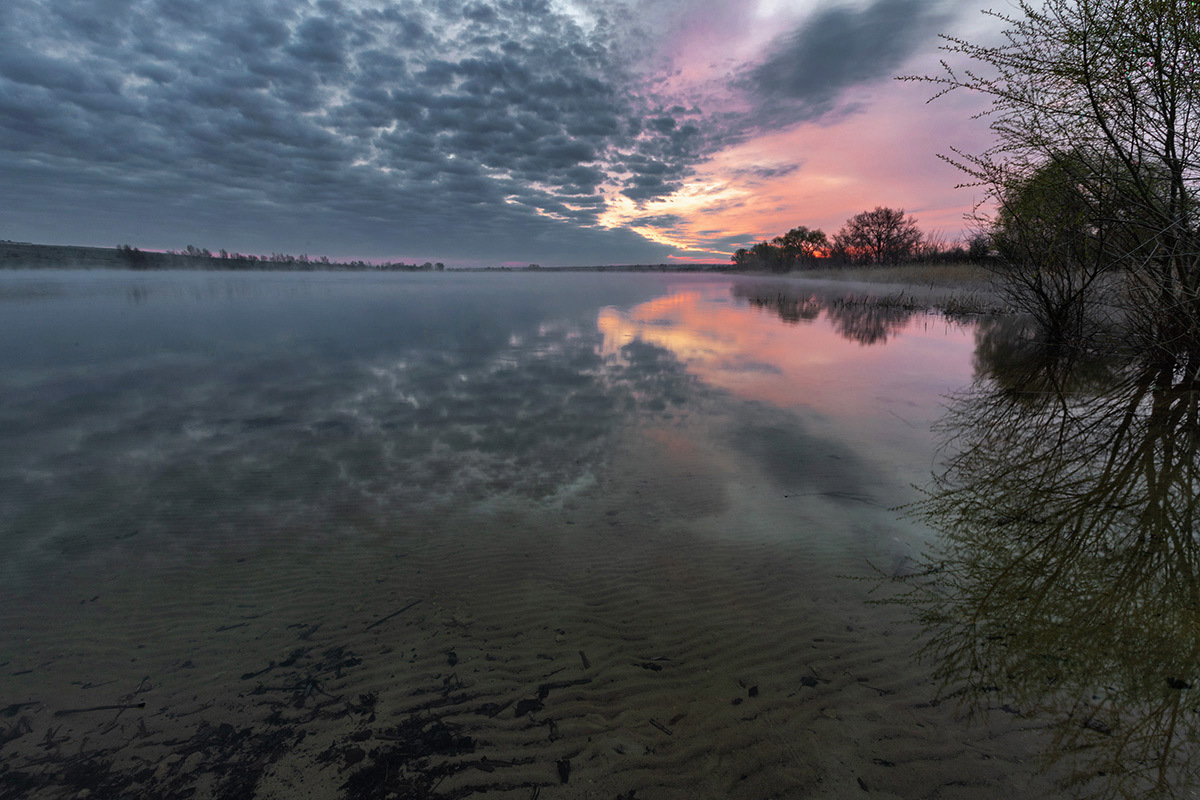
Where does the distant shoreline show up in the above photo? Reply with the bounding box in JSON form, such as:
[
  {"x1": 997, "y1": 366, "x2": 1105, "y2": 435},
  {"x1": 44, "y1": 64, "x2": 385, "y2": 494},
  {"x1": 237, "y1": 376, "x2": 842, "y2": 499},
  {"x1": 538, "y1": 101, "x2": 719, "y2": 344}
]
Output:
[
  {"x1": 457, "y1": 264, "x2": 729, "y2": 272},
  {"x1": 0, "y1": 240, "x2": 730, "y2": 273},
  {"x1": 0, "y1": 240, "x2": 997, "y2": 312},
  {"x1": 0, "y1": 240, "x2": 435, "y2": 272}
]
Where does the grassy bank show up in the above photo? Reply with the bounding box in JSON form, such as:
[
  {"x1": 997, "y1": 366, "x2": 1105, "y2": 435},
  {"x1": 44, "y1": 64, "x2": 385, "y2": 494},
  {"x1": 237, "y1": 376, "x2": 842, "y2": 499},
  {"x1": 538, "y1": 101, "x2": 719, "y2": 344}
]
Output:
[
  {"x1": 735, "y1": 262, "x2": 1010, "y2": 317},
  {"x1": 772, "y1": 261, "x2": 993, "y2": 288}
]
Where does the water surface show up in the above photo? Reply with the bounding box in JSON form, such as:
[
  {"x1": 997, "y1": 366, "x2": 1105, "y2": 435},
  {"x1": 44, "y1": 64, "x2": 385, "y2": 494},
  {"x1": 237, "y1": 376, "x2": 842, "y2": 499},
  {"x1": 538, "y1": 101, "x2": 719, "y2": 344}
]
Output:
[{"x1": 0, "y1": 270, "x2": 1185, "y2": 799}]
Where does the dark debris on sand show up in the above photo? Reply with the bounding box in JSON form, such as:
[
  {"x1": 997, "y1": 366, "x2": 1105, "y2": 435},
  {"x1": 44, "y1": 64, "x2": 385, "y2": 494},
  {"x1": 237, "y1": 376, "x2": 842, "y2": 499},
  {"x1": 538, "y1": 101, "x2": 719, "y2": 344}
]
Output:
[{"x1": 0, "y1": 617, "x2": 571, "y2": 800}]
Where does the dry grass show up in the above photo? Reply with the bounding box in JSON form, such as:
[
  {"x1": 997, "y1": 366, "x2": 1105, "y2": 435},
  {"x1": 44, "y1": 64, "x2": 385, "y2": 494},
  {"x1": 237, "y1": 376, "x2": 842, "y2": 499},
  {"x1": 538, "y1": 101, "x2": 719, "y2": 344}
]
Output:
[
  {"x1": 736, "y1": 262, "x2": 1011, "y2": 317},
  {"x1": 824, "y1": 288, "x2": 1005, "y2": 317},
  {"x1": 790, "y1": 262, "x2": 993, "y2": 288}
]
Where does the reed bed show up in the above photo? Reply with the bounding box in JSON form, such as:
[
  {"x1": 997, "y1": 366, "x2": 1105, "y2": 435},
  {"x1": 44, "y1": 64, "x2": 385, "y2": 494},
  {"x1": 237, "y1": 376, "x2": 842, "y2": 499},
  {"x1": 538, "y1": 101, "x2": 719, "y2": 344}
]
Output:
[{"x1": 785, "y1": 262, "x2": 993, "y2": 288}]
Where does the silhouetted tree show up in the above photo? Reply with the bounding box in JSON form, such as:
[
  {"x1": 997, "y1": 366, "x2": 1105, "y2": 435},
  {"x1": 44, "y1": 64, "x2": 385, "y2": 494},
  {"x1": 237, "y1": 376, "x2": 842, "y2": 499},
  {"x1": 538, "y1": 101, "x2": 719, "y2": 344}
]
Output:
[
  {"x1": 905, "y1": 0, "x2": 1200, "y2": 348},
  {"x1": 833, "y1": 207, "x2": 923, "y2": 264},
  {"x1": 966, "y1": 233, "x2": 991, "y2": 262},
  {"x1": 116, "y1": 244, "x2": 149, "y2": 269},
  {"x1": 750, "y1": 241, "x2": 786, "y2": 272},
  {"x1": 772, "y1": 226, "x2": 829, "y2": 269},
  {"x1": 988, "y1": 152, "x2": 1129, "y2": 344}
]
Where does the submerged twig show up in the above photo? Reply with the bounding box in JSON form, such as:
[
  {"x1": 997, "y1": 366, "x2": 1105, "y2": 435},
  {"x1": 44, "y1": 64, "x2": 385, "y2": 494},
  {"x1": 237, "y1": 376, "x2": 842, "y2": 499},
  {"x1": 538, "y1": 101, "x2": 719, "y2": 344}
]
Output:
[
  {"x1": 365, "y1": 599, "x2": 422, "y2": 630},
  {"x1": 54, "y1": 703, "x2": 146, "y2": 717},
  {"x1": 648, "y1": 718, "x2": 673, "y2": 736}
]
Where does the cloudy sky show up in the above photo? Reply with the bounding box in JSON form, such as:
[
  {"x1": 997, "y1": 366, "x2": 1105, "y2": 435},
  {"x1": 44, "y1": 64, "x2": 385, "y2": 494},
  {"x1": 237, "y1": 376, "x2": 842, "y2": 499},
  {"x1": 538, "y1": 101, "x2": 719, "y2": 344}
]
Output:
[{"x1": 0, "y1": 0, "x2": 1002, "y2": 266}]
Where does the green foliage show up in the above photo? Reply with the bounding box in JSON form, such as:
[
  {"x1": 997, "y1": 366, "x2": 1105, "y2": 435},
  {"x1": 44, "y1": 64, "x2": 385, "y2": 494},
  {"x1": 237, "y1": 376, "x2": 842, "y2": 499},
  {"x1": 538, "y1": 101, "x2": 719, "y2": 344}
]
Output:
[{"x1": 906, "y1": 0, "x2": 1200, "y2": 346}]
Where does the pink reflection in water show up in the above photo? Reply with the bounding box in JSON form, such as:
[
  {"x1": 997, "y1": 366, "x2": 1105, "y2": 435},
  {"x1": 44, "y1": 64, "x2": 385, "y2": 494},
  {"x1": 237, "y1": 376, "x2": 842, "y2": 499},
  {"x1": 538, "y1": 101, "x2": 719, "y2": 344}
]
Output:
[{"x1": 597, "y1": 280, "x2": 977, "y2": 465}]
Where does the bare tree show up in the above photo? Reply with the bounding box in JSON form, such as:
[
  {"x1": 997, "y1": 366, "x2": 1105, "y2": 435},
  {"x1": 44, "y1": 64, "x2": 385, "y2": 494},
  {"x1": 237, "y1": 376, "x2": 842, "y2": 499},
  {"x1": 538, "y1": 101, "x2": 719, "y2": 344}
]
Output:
[
  {"x1": 916, "y1": 227, "x2": 949, "y2": 261},
  {"x1": 834, "y1": 207, "x2": 923, "y2": 264},
  {"x1": 903, "y1": 0, "x2": 1200, "y2": 349}
]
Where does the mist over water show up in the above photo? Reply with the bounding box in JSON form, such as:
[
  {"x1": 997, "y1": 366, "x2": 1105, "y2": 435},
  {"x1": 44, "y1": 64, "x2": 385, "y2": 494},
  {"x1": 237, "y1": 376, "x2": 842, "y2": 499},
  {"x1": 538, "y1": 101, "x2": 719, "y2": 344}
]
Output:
[
  {"x1": 0, "y1": 271, "x2": 971, "y2": 587},
  {"x1": 5, "y1": 269, "x2": 1186, "y2": 799},
  {"x1": 0, "y1": 272, "x2": 681, "y2": 579}
]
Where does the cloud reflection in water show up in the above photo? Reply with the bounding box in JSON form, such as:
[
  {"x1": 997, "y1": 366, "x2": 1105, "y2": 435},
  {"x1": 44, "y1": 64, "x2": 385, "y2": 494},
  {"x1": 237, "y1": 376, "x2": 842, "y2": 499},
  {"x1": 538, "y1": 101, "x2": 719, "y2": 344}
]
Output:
[{"x1": 597, "y1": 282, "x2": 976, "y2": 479}]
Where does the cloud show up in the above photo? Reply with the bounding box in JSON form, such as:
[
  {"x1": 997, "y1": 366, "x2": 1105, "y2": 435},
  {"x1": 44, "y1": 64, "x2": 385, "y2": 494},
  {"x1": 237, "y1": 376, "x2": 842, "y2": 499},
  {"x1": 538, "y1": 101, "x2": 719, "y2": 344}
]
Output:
[
  {"x1": 706, "y1": 233, "x2": 761, "y2": 248},
  {"x1": 730, "y1": 163, "x2": 803, "y2": 182},
  {"x1": 0, "y1": 0, "x2": 714, "y2": 264},
  {"x1": 0, "y1": 0, "x2": 988, "y2": 263},
  {"x1": 745, "y1": 0, "x2": 954, "y2": 125},
  {"x1": 636, "y1": 214, "x2": 684, "y2": 229}
]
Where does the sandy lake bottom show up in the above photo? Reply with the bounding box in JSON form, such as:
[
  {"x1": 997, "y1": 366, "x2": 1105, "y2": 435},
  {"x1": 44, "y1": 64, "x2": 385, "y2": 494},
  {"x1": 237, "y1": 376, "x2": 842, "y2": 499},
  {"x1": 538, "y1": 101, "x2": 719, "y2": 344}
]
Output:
[{"x1": 0, "y1": 270, "x2": 1184, "y2": 799}]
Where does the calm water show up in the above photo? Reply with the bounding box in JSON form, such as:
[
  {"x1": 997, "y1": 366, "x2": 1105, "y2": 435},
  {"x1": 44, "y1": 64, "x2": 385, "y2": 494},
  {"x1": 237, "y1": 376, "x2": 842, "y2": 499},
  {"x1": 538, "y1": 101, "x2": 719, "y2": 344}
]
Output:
[{"x1": 0, "y1": 270, "x2": 1194, "y2": 799}]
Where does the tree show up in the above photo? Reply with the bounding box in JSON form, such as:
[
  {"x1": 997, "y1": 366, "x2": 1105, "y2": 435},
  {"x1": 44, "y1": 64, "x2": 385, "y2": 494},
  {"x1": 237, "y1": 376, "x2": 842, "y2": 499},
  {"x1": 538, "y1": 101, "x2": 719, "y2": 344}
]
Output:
[
  {"x1": 749, "y1": 241, "x2": 785, "y2": 272},
  {"x1": 904, "y1": 0, "x2": 1200, "y2": 348},
  {"x1": 966, "y1": 233, "x2": 991, "y2": 262},
  {"x1": 834, "y1": 207, "x2": 923, "y2": 264},
  {"x1": 116, "y1": 243, "x2": 149, "y2": 269},
  {"x1": 771, "y1": 226, "x2": 829, "y2": 268},
  {"x1": 988, "y1": 150, "x2": 1139, "y2": 342},
  {"x1": 731, "y1": 226, "x2": 831, "y2": 271},
  {"x1": 730, "y1": 243, "x2": 784, "y2": 271}
]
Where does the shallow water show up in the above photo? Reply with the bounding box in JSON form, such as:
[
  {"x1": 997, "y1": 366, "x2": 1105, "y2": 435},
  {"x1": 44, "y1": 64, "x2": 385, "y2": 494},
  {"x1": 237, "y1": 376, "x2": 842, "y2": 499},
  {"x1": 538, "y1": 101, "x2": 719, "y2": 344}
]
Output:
[{"x1": 0, "y1": 270, "x2": 1192, "y2": 799}]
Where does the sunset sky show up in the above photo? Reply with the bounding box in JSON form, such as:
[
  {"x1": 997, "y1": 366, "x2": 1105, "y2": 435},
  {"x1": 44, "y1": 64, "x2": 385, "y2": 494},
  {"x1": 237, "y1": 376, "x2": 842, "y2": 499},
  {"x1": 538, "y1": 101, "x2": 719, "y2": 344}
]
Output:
[{"x1": 0, "y1": 0, "x2": 1004, "y2": 266}]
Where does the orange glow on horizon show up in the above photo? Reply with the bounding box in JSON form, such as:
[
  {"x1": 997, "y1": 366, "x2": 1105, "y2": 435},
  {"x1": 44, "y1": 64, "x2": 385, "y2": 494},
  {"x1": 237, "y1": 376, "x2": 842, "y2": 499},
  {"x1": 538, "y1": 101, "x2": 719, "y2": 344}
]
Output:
[{"x1": 603, "y1": 79, "x2": 991, "y2": 261}]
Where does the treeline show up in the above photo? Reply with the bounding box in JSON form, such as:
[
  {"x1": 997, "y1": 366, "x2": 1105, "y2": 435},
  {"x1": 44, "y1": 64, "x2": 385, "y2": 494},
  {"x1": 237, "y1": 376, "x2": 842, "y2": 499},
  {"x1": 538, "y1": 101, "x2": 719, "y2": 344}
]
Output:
[
  {"x1": 115, "y1": 244, "x2": 445, "y2": 271},
  {"x1": 731, "y1": 206, "x2": 991, "y2": 272}
]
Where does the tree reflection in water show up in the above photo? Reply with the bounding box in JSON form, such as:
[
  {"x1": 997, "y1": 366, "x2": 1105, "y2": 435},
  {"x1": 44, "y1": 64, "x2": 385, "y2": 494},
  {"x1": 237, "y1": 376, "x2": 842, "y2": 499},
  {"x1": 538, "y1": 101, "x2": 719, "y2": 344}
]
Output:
[
  {"x1": 892, "y1": 317, "x2": 1200, "y2": 799},
  {"x1": 731, "y1": 283, "x2": 920, "y2": 345}
]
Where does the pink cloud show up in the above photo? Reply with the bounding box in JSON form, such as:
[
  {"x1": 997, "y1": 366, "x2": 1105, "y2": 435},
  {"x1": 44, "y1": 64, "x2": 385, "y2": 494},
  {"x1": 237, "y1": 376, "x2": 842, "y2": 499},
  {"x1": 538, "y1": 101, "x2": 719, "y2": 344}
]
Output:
[{"x1": 615, "y1": 0, "x2": 1002, "y2": 258}]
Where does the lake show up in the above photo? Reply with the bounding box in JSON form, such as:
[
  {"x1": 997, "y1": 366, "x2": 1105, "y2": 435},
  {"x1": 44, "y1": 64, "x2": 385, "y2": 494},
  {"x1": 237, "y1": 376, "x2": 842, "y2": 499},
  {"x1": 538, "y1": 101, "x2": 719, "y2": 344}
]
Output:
[{"x1": 0, "y1": 270, "x2": 1193, "y2": 799}]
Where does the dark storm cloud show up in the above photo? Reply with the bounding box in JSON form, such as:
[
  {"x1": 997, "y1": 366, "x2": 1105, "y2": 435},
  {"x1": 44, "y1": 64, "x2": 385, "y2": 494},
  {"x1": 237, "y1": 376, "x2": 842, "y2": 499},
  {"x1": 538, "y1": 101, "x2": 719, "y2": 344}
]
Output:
[
  {"x1": 745, "y1": 0, "x2": 953, "y2": 125},
  {"x1": 0, "y1": 0, "x2": 706, "y2": 263}
]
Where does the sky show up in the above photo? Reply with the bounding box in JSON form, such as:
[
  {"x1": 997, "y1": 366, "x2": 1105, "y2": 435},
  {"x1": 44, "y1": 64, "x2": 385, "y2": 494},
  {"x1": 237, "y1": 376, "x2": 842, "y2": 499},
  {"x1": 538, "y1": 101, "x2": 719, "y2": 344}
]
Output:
[{"x1": 0, "y1": 0, "x2": 1004, "y2": 267}]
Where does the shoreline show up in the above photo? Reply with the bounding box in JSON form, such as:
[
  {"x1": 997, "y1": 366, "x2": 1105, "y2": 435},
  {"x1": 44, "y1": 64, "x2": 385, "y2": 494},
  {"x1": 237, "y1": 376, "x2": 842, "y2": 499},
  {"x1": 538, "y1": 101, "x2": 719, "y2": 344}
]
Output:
[
  {"x1": 731, "y1": 264, "x2": 1010, "y2": 317},
  {"x1": 1, "y1": 244, "x2": 1009, "y2": 317}
]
